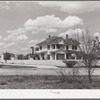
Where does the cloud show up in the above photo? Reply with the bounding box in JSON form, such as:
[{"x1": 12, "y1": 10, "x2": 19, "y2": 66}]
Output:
[
  {"x1": 34, "y1": 1, "x2": 100, "y2": 13},
  {"x1": 3, "y1": 28, "x2": 28, "y2": 42},
  {"x1": 0, "y1": 42, "x2": 6, "y2": 47},
  {"x1": 0, "y1": 35, "x2": 3, "y2": 40},
  {"x1": 31, "y1": 28, "x2": 57, "y2": 34},
  {"x1": 24, "y1": 15, "x2": 83, "y2": 29},
  {"x1": 58, "y1": 28, "x2": 86, "y2": 39},
  {"x1": 6, "y1": 15, "x2": 82, "y2": 38},
  {"x1": 6, "y1": 42, "x2": 16, "y2": 47},
  {"x1": 16, "y1": 35, "x2": 28, "y2": 40},
  {"x1": 7, "y1": 28, "x2": 26, "y2": 35},
  {"x1": 3, "y1": 35, "x2": 14, "y2": 41},
  {"x1": 29, "y1": 40, "x2": 38, "y2": 43},
  {"x1": 3, "y1": 33, "x2": 28, "y2": 42},
  {"x1": 24, "y1": 15, "x2": 83, "y2": 35}
]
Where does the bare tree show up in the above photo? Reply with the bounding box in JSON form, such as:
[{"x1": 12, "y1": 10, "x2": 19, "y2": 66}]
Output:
[{"x1": 75, "y1": 28, "x2": 100, "y2": 83}]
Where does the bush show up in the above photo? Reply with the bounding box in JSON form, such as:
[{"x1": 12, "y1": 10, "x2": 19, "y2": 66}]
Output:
[{"x1": 0, "y1": 82, "x2": 8, "y2": 85}]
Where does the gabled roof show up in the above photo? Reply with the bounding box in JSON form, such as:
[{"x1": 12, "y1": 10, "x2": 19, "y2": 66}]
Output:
[{"x1": 37, "y1": 36, "x2": 80, "y2": 46}]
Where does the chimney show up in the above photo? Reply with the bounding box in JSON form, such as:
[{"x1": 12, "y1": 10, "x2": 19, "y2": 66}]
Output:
[
  {"x1": 66, "y1": 34, "x2": 68, "y2": 39},
  {"x1": 48, "y1": 35, "x2": 51, "y2": 38}
]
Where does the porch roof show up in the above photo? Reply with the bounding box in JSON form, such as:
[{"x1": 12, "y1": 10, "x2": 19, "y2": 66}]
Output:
[
  {"x1": 40, "y1": 51, "x2": 47, "y2": 54},
  {"x1": 66, "y1": 50, "x2": 82, "y2": 54},
  {"x1": 50, "y1": 49, "x2": 81, "y2": 54},
  {"x1": 50, "y1": 49, "x2": 66, "y2": 53}
]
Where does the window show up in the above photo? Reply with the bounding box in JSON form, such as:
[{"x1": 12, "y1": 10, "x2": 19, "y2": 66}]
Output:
[
  {"x1": 75, "y1": 46, "x2": 77, "y2": 50},
  {"x1": 72, "y1": 46, "x2": 77, "y2": 50},
  {"x1": 72, "y1": 46, "x2": 74, "y2": 50},
  {"x1": 66, "y1": 45, "x2": 69, "y2": 50},
  {"x1": 40, "y1": 46, "x2": 42, "y2": 50},
  {"x1": 57, "y1": 45, "x2": 60, "y2": 49},
  {"x1": 47, "y1": 45, "x2": 50, "y2": 50},
  {"x1": 52, "y1": 44, "x2": 55, "y2": 49}
]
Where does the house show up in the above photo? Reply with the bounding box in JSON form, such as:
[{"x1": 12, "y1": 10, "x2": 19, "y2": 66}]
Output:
[{"x1": 31, "y1": 35, "x2": 82, "y2": 60}]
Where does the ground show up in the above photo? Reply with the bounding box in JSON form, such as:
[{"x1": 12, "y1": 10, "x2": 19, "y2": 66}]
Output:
[
  {"x1": 0, "y1": 64, "x2": 100, "y2": 89},
  {"x1": 0, "y1": 75, "x2": 100, "y2": 89}
]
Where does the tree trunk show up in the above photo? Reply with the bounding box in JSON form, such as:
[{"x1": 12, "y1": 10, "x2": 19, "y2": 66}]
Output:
[
  {"x1": 5, "y1": 60, "x2": 7, "y2": 63},
  {"x1": 88, "y1": 67, "x2": 92, "y2": 83},
  {"x1": 88, "y1": 73, "x2": 92, "y2": 83}
]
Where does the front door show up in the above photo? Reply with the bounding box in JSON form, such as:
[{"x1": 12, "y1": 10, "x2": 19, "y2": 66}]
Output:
[
  {"x1": 57, "y1": 54, "x2": 65, "y2": 60},
  {"x1": 66, "y1": 53, "x2": 71, "y2": 59}
]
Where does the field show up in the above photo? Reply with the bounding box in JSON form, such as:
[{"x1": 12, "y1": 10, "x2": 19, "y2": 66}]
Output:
[
  {"x1": 0, "y1": 64, "x2": 100, "y2": 89},
  {"x1": 0, "y1": 75, "x2": 100, "y2": 89}
]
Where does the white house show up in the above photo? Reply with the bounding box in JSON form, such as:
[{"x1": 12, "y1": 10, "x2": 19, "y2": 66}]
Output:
[{"x1": 31, "y1": 35, "x2": 82, "y2": 60}]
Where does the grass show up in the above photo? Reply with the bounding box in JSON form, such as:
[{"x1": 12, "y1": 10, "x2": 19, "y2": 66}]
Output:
[{"x1": 0, "y1": 75, "x2": 100, "y2": 89}]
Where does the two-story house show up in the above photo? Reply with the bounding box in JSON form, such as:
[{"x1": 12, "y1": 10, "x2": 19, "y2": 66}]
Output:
[{"x1": 31, "y1": 35, "x2": 81, "y2": 60}]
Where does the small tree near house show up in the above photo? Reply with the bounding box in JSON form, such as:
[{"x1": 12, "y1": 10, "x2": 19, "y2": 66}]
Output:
[
  {"x1": 3, "y1": 52, "x2": 12, "y2": 63},
  {"x1": 74, "y1": 29, "x2": 100, "y2": 83}
]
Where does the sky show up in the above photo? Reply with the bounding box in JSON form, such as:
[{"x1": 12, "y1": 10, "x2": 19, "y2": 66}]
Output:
[{"x1": 0, "y1": 1, "x2": 100, "y2": 55}]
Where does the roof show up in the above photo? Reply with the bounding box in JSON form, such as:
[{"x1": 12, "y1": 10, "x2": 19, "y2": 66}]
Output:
[
  {"x1": 37, "y1": 36, "x2": 80, "y2": 46},
  {"x1": 64, "y1": 38, "x2": 80, "y2": 45}
]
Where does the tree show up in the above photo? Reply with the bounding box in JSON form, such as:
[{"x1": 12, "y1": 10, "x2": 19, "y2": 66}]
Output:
[
  {"x1": 75, "y1": 29, "x2": 100, "y2": 83},
  {"x1": 17, "y1": 54, "x2": 24, "y2": 60},
  {"x1": 3, "y1": 52, "x2": 12, "y2": 63}
]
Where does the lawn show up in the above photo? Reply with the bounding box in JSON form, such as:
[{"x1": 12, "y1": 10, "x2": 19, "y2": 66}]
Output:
[{"x1": 0, "y1": 75, "x2": 100, "y2": 89}]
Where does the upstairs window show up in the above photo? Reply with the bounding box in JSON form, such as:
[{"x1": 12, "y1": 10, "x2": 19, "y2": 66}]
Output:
[
  {"x1": 52, "y1": 44, "x2": 55, "y2": 49},
  {"x1": 72, "y1": 46, "x2": 74, "y2": 50},
  {"x1": 47, "y1": 45, "x2": 50, "y2": 50},
  {"x1": 75, "y1": 46, "x2": 77, "y2": 50},
  {"x1": 57, "y1": 45, "x2": 60, "y2": 49},
  {"x1": 40, "y1": 46, "x2": 42, "y2": 50},
  {"x1": 72, "y1": 46, "x2": 77, "y2": 50}
]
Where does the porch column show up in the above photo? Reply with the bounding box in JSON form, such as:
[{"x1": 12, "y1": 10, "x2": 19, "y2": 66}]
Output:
[
  {"x1": 50, "y1": 54, "x2": 53, "y2": 60},
  {"x1": 39, "y1": 54, "x2": 42, "y2": 60},
  {"x1": 44, "y1": 53, "x2": 47, "y2": 60},
  {"x1": 55, "y1": 44, "x2": 57, "y2": 49},
  {"x1": 55, "y1": 53, "x2": 57, "y2": 60},
  {"x1": 74, "y1": 54, "x2": 76, "y2": 60},
  {"x1": 75, "y1": 55, "x2": 76, "y2": 60},
  {"x1": 65, "y1": 53, "x2": 66, "y2": 60}
]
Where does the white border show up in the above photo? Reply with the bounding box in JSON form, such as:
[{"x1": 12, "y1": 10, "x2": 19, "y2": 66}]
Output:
[{"x1": 0, "y1": 89, "x2": 100, "y2": 98}]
